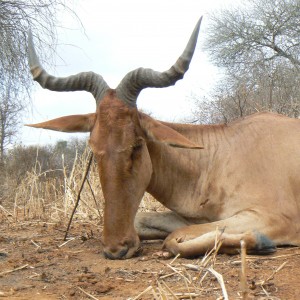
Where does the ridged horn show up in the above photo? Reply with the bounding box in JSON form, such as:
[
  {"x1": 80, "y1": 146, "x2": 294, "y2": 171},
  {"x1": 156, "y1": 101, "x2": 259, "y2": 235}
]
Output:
[
  {"x1": 116, "y1": 17, "x2": 202, "y2": 107},
  {"x1": 28, "y1": 30, "x2": 110, "y2": 103}
]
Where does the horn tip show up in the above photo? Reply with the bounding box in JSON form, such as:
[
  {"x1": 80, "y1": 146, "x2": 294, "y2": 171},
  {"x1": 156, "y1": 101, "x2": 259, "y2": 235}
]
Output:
[{"x1": 25, "y1": 123, "x2": 40, "y2": 128}]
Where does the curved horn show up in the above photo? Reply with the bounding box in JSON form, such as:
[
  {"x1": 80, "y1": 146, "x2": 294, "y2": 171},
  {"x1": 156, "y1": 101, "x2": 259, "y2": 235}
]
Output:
[
  {"x1": 28, "y1": 31, "x2": 110, "y2": 102},
  {"x1": 116, "y1": 17, "x2": 202, "y2": 107}
]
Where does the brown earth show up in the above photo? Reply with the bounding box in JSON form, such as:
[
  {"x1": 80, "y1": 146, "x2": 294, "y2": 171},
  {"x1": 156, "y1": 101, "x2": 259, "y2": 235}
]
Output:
[{"x1": 1, "y1": 220, "x2": 300, "y2": 300}]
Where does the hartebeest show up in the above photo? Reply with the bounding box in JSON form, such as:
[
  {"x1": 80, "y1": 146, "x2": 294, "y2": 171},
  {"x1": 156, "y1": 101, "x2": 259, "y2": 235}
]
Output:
[{"x1": 27, "y1": 18, "x2": 300, "y2": 259}]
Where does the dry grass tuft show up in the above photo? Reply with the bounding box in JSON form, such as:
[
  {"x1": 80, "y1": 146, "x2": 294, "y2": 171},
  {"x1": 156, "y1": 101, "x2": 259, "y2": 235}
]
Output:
[
  {"x1": 11, "y1": 147, "x2": 103, "y2": 224},
  {"x1": 7, "y1": 146, "x2": 165, "y2": 228},
  {"x1": 131, "y1": 231, "x2": 229, "y2": 299},
  {"x1": 7, "y1": 149, "x2": 77, "y2": 223}
]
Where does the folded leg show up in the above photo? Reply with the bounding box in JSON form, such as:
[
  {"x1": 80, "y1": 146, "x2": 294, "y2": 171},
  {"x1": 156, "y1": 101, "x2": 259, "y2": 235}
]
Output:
[
  {"x1": 135, "y1": 211, "x2": 190, "y2": 240},
  {"x1": 163, "y1": 211, "x2": 279, "y2": 257}
]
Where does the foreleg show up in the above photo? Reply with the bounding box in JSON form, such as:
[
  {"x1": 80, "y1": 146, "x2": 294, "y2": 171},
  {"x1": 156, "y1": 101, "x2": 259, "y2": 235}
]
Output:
[
  {"x1": 134, "y1": 211, "x2": 190, "y2": 240},
  {"x1": 163, "y1": 212, "x2": 277, "y2": 257}
]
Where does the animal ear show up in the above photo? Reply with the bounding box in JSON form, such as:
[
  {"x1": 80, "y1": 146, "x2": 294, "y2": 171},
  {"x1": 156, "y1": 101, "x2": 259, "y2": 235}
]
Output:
[
  {"x1": 139, "y1": 113, "x2": 204, "y2": 149},
  {"x1": 25, "y1": 113, "x2": 96, "y2": 133}
]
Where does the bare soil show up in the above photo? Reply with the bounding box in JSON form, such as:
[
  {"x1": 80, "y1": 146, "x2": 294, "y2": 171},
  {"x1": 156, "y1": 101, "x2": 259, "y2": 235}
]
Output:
[{"x1": 1, "y1": 220, "x2": 300, "y2": 300}]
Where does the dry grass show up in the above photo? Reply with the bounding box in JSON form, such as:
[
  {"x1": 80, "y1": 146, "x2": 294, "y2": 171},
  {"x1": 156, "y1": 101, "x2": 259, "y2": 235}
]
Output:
[
  {"x1": 130, "y1": 232, "x2": 229, "y2": 300},
  {"x1": 7, "y1": 147, "x2": 163, "y2": 225},
  {"x1": 7, "y1": 148, "x2": 100, "y2": 224}
]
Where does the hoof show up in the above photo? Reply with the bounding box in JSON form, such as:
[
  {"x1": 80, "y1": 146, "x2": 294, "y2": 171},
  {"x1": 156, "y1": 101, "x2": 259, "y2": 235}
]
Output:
[
  {"x1": 248, "y1": 232, "x2": 276, "y2": 255},
  {"x1": 152, "y1": 250, "x2": 173, "y2": 259}
]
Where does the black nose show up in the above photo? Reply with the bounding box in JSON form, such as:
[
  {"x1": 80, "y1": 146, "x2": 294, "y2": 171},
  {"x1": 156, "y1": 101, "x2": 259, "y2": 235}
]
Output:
[{"x1": 104, "y1": 247, "x2": 129, "y2": 260}]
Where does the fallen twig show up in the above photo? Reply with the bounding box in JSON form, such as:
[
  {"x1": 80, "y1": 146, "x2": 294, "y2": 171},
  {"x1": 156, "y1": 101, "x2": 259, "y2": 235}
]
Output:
[
  {"x1": 159, "y1": 271, "x2": 178, "y2": 279},
  {"x1": 182, "y1": 263, "x2": 201, "y2": 272},
  {"x1": 156, "y1": 280, "x2": 168, "y2": 299},
  {"x1": 161, "y1": 280, "x2": 179, "y2": 300},
  {"x1": 132, "y1": 285, "x2": 154, "y2": 300},
  {"x1": 166, "y1": 263, "x2": 191, "y2": 284},
  {"x1": 0, "y1": 264, "x2": 29, "y2": 277},
  {"x1": 261, "y1": 261, "x2": 288, "y2": 285},
  {"x1": 151, "y1": 286, "x2": 160, "y2": 300},
  {"x1": 240, "y1": 239, "x2": 248, "y2": 300},
  {"x1": 30, "y1": 239, "x2": 41, "y2": 249},
  {"x1": 64, "y1": 152, "x2": 93, "y2": 241},
  {"x1": 207, "y1": 267, "x2": 229, "y2": 300},
  {"x1": 170, "y1": 253, "x2": 180, "y2": 265},
  {"x1": 58, "y1": 237, "x2": 76, "y2": 248},
  {"x1": 86, "y1": 178, "x2": 102, "y2": 219},
  {"x1": 183, "y1": 276, "x2": 192, "y2": 300},
  {"x1": 231, "y1": 252, "x2": 300, "y2": 264},
  {"x1": 77, "y1": 287, "x2": 99, "y2": 300},
  {"x1": 0, "y1": 205, "x2": 13, "y2": 222}
]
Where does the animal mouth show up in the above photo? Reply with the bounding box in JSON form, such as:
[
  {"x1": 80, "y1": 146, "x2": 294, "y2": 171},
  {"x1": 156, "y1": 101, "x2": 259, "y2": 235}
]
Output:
[
  {"x1": 104, "y1": 243, "x2": 141, "y2": 260},
  {"x1": 104, "y1": 247, "x2": 129, "y2": 260}
]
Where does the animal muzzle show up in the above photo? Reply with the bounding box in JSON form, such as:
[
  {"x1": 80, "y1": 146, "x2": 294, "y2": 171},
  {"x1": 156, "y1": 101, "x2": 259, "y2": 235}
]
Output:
[{"x1": 103, "y1": 236, "x2": 140, "y2": 260}]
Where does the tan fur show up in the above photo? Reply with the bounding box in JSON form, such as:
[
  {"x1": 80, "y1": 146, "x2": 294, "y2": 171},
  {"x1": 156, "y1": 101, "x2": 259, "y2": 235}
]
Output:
[
  {"x1": 29, "y1": 90, "x2": 300, "y2": 258},
  {"x1": 26, "y1": 113, "x2": 96, "y2": 132}
]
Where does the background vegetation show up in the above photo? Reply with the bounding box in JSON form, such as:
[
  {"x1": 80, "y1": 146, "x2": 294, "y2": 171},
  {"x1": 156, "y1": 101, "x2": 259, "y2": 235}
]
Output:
[
  {"x1": 0, "y1": 0, "x2": 79, "y2": 162},
  {"x1": 1, "y1": 0, "x2": 300, "y2": 222},
  {"x1": 192, "y1": 0, "x2": 300, "y2": 124},
  {"x1": 0, "y1": 137, "x2": 160, "y2": 223}
]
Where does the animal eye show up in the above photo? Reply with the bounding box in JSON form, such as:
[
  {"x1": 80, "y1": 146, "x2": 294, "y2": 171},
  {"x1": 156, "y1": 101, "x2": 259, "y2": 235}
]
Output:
[
  {"x1": 129, "y1": 139, "x2": 144, "y2": 162},
  {"x1": 133, "y1": 143, "x2": 143, "y2": 151},
  {"x1": 131, "y1": 143, "x2": 142, "y2": 158},
  {"x1": 133, "y1": 137, "x2": 144, "y2": 151}
]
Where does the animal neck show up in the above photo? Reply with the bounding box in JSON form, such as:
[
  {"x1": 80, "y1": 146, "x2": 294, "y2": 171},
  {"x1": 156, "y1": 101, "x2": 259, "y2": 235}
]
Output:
[{"x1": 146, "y1": 122, "x2": 229, "y2": 211}]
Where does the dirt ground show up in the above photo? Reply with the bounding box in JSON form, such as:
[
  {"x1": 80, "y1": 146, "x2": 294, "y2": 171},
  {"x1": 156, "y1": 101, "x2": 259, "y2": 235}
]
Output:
[{"x1": 1, "y1": 220, "x2": 300, "y2": 300}]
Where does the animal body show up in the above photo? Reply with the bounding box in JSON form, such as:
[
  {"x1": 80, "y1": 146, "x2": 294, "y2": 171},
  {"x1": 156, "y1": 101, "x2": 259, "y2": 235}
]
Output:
[{"x1": 27, "y1": 18, "x2": 300, "y2": 259}]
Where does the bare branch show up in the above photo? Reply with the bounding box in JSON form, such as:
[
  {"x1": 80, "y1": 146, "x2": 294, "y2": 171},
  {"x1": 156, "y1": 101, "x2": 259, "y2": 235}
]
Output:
[{"x1": 0, "y1": 0, "x2": 81, "y2": 156}]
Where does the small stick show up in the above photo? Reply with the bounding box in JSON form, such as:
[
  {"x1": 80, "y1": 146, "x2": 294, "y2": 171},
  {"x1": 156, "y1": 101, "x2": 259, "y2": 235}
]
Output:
[
  {"x1": 151, "y1": 287, "x2": 160, "y2": 300},
  {"x1": 207, "y1": 267, "x2": 229, "y2": 300},
  {"x1": 65, "y1": 250, "x2": 84, "y2": 254},
  {"x1": 252, "y1": 253, "x2": 300, "y2": 260},
  {"x1": 86, "y1": 178, "x2": 102, "y2": 219},
  {"x1": 77, "y1": 287, "x2": 99, "y2": 300},
  {"x1": 0, "y1": 205, "x2": 13, "y2": 222},
  {"x1": 260, "y1": 284, "x2": 270, "y2": 297},
  {"x1": 199, "y1": 270, "x2": 209, "y2": 286},
  {"x1": 161, "y1": 281, "x2": 179, "y2": 300},
  {"x1": 231, "y1": 252, "x2": 300, "y2": 263},
  {"x1": 156, "y1": 280, "x2": 168, "y2": 299},
  {"x1": 170, "y1": 253, "x2": 180, "y2": 265},
  {"x1": 64, "y1": 152, "x2": 93, "y2": 241},
  {"x1": 183, "y1": 276, "x2": 192, "y2": 300},
  {"x1": 182, "y1": 263, "x2": 201, "y2": 272},
  {"x1": 58, "y1": 237, "x2": 76, "y2": 248},
  {"x1": 166, "y1": 264, "x2": 191, "y2": 284},
  {"x1": 0, "y1": 264, "x2": 29, "y2": 277},
  {"x1": 31, "y1": 240, "x2": 41, "y2": 249},
  {"x1": 261, "y1": 261, "x2": 288, "y2": 285},
  {"x1": 132, "y1": 286, "x2": 153, "y2": 300},
  {"x1": 159, "y1": 271, "x2": 178, "y2": 279},
  {"x1": 240, "y1": 240, "x2": 248, "y2": 300}
]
